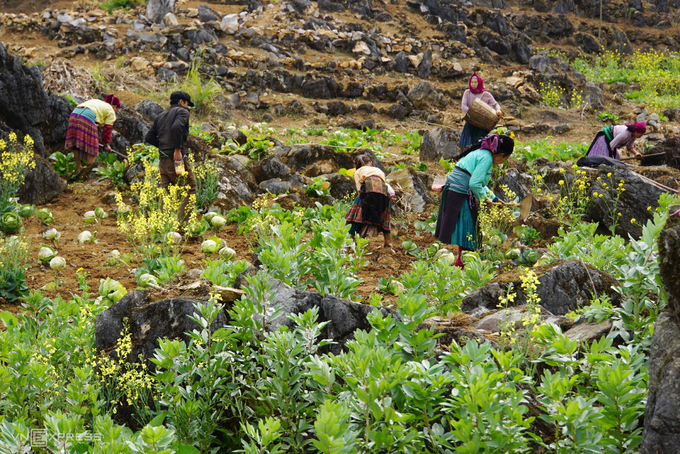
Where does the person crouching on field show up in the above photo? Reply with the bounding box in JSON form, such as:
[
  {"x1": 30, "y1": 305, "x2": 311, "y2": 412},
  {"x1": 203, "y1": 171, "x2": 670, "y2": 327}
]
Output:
[
  {"x1": 65, "y1": 93, "x2": 120, "y2": 177},
  {"x1": 345, "y1": 155, "x2": 393, "y2": 252},
  {"x1": 434, "y1": 134, "x2": 514, "y2": 269}
]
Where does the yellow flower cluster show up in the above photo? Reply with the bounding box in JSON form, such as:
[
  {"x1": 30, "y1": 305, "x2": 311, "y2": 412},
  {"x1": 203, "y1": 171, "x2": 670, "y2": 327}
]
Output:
[
  {"x1": 97, "y1": 326, "x2": 156, "y2": 408},
  {"x1": 478, "y1": 185, "x2": 517, "y2": 239},
  {"x1": 538, "y1": 82, "x2": 565, "y2": 109},
  {"x1": 0, "y1": 133, "x2": 36, "y2": 202},
  {"x1": 116, "y1": 158, "x2": 193, "y2": 258},
  {"x1": 544, "y1": 167, "x2": 591, "y2": 225}
]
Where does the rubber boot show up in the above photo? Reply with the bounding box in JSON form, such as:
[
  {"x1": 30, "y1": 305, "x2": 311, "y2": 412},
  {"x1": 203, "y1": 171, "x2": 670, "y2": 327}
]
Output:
[{"x1": 454, "y1": 247, "x2": 465, "y2": 269}]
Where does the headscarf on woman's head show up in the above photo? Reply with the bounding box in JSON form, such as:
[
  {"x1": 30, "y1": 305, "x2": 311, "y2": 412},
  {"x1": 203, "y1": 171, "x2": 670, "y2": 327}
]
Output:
[
  {"x1": 480, "y1": 134, "x2": 514, "y2": 155},
  {"x1": 105, "y1": 94, "x2": 121, "y2": 108},
  {"x1": 469, "y1": 73, "x2": 484, "y2": 94},
  {"x1": 626, "y1": 121, "x2": 647, "y2": 134}
]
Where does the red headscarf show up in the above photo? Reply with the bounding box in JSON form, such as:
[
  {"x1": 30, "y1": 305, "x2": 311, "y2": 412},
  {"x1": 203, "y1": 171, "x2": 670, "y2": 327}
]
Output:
[
  {"x1": 469, "y1": 73, "x2": 484, "y2": 94},
  {"x1": 105, "y1": 93, "x2": 121, "y2": 108},
  {"x1": 626, "y1": 121, "x2": 646, "y2": 134}
]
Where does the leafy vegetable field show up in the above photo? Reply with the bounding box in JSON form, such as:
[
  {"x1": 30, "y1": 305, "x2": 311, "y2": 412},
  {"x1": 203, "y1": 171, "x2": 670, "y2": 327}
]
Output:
[{"x1": 0, "y1": 125, "x2": 676, "y2": 453}]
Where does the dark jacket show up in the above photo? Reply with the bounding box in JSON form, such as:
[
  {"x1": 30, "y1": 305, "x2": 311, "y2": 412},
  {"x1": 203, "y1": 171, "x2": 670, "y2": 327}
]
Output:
[{"x1": 144, "y1": 104, "x2": 190, "y2": 158}]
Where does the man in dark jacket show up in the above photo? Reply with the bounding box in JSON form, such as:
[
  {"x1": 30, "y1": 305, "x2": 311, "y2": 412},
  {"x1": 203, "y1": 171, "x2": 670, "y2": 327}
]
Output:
[{"x1": 145, "y1": 91, "x2": 197, "y2": 226}]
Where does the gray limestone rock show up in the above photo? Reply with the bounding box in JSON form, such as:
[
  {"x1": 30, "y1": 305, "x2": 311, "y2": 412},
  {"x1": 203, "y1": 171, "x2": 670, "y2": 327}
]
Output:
[{"x1": 462, "y1": 261, "x2": 622, "y2": 316}]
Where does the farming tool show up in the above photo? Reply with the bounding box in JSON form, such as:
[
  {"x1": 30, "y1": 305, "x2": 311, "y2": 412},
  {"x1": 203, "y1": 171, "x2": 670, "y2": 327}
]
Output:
[{"x1": 501, "y1": 195, "x2": 534, "y2": 222}]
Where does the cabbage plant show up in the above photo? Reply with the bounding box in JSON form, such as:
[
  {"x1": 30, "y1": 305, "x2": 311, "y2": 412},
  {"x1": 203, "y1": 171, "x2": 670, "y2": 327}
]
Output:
[
  {"x1": 42, "y1": 228, "x2": 61, "y2": 244},
  {"x1": 18, "y1": 205, "x2": 35, "y2": 217},
  {"x1": 0, "y1": 212, "x2": 22, "y2": 234},
  {"x1": 83, "y1": 211, "x2": 97, "y2": 224},
  {"x1": 97, "y1": 278, "x2": 127, "y2": 306},
  {"x1": 77, "y1": 231, "x2": 92, "y2": 244},
  {"x1": 36, "y1": 208, "x2": 54, "y2": 225},
  {"x1": 38, "y1": 245, "x2": 57, "y2": 263},
  {"x1": 219, "y1": 246, "x2": 236, "y2": 261}
]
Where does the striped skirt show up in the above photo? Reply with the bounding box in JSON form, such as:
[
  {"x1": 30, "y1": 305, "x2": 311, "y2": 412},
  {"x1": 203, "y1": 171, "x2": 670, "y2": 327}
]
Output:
[
  {"x1": 458, "y1": 121, "x2": 489, "y2": 149},
  {"x1": 65, "y1": 107, "x2": 100, "y2": 157},
  {"x1": 346, "y1": 177, "x2": 391, "y2": 236}
]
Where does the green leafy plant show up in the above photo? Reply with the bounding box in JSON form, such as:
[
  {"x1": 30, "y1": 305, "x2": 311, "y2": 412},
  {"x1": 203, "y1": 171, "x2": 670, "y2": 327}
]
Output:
[{"x1": 49, "y1": 151, "x2": 77, "y2": 178}]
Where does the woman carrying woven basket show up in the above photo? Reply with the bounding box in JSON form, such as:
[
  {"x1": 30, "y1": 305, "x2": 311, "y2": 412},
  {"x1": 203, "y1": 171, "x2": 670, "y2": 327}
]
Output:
[
  {"x1": 435, "y1": 134, "x2": 514, "y2": 269},
  {"x1": 345, "y1": 155, "x2": 393, "y2": 252},
  {"x1": 459, "y1": 73, "x2": 503, "y2": 149},
  {"x1": 586, "y1": 122, "x2": 646, "y2": 159}
]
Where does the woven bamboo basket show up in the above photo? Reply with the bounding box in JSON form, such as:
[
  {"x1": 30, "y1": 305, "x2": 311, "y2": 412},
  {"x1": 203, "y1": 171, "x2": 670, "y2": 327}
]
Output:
[{"x1": 465, "y1": 97, "x2": 499, "y2": 131}]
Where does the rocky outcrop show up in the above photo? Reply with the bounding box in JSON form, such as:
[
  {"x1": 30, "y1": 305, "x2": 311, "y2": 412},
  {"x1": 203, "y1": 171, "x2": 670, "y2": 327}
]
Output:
[
  {"x1": 212, "y1": 154, "x2": 257, "y2": 211},
  {"x1": 262, "y1": 279, "x2": 397, "y2": 355},
  {"x1": 17, "y1": 154, "x2": 66, "y2": 205},
  {"x1": 95, "y1": 278, "x2": 397, "y2": 365},
  {"x1": 641, "y1": 215, "x2": 680, "y2": 453},
  {"x1": 419, "y1": 127, "x2": 460, "y2": 162},
  {"x1": 585, "y1": 165, "x2": 666, "y2": 239},
  {"x1": 0, "y1": 43, "x2": 71, "y2": 156},
  {"x1": 95, "y1": 290, "x2": 228, "y2": 363},
  {"x1": 461, "y1": 260, "x2": 622, "y2": 316}
]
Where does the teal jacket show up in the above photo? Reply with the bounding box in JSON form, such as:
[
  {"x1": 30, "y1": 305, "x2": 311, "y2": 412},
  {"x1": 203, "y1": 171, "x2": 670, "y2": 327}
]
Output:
[{"x1": 450, "y1": 148, "x2": 497, "y2": 201}]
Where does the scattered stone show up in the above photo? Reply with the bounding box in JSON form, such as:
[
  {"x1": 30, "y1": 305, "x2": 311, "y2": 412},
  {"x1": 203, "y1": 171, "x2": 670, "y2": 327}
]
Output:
[
  {"x1": 564, "y1": 320, "x2": 612, "y2": 342},
  {"x1": 259, "y1": 178, "x2": 293, "y2": 194},
  {"x1": 147, "y1": 0, "x2": 176, "y2": 24},
  {"x1": 221, "y1": 14, "x2": 239, "y2": 34},
  {"x1": 417, "y1": 48, "x2": 433, "y2": 79}
]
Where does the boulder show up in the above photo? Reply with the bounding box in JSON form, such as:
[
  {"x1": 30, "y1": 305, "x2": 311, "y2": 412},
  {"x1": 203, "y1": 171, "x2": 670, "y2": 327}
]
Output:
[
  {"x1": 407, "y1": 81, "x2": 443, "y2": 110},
  {"x1": 17, "y1": 153, "x2": 65, "y2": 204},
  {"x1": 461, "y1": 260, "x2": 622, "y2": 316},
  {"x1": 251, "y1": 156, "x2": 292, "y2": 183},
  {"x1": 95, "y1": 290, "x2": 228, "y2": 364},
  {"x1": 418, "y1": 48, "x2": 433, "y2": 79},
  {"x1": 259, "y1": 178, "x2": 292, "y2": 194},
  {"x1": 564, "y1": 319, "x2": 612, "y2": 342},
  {"x1": 285, "y1": 145, "x2": 386, "y2": 174},
  {"x1": 253, "y1": 278, "x2": 397, "y2": 355},
  {"x1": 641, "y1": 215, "x2": 680, "y2": 452},
  {"x1": 584, "y1": 165, "x2": 665, "y2": 239},
  {"x1": 419, "y1": 128, "x2": 460, "y2": 162},
  {"x1": 134, "y1": 100, "x2": 164, "y2": 121},
  {"x1": 394, "y1": 51, "x2": 408, "y2": 73},
  {"x1": 147, "y1": 0, "x2": 176, "y2": 24},
  {"x1": 386, "y1": 167, "x2": 435, "y2": 214},
  {"x1": 574, "y1": 32, "x2": 603, "y2": 54},
  {"x1": 326, "y1": 172, "x2": 356, "y2": 200},
  {"x1": 212, "y1": 155, "x2": 256, "y2": 211},
  {"x1": 493, "y1": 168, "x2": 533, "y2": 201},
  {"x1": 0, "y1": 43, "x2": 72, "y2": 156},
  {"x1": 473, "y1": 305, "x2": 574, "y2": 332}
]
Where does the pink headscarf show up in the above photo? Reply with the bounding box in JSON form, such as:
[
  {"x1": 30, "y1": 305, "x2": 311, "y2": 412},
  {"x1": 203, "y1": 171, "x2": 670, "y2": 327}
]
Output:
[
  {"x1": 105, "y1": 93, "x2": 121, "y2": 108},
  {"x1": 469, "y1": 73, "x2": 484, "y2": 94},
  {"x1": 480, "y1": 134, "x2": 514, "y2": 154},
  {"x1": 626, "y1": 121, "x2": 646, "y2": 134}
]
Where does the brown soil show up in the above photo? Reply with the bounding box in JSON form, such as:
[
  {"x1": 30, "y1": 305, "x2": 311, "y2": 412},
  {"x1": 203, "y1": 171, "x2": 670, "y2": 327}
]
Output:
[{"x1": 2, "y1": 175, "x2": 439, "y2": 316}]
